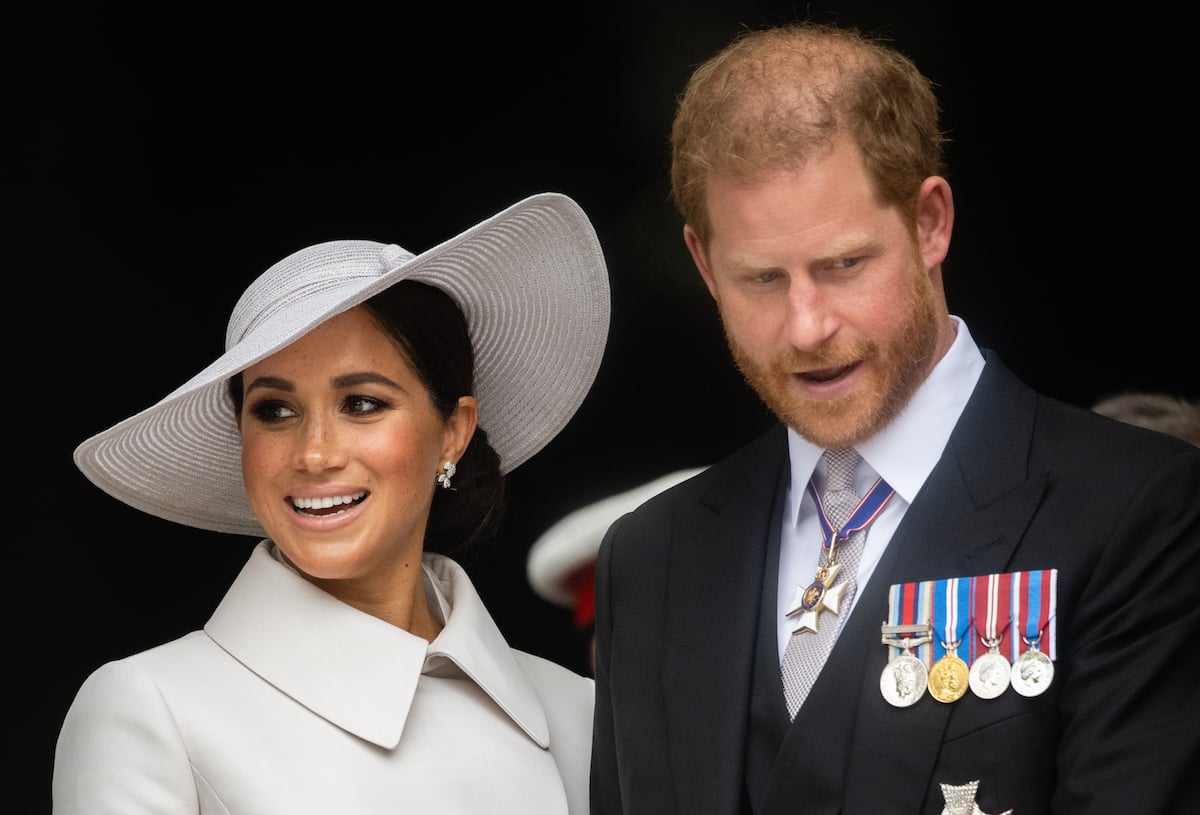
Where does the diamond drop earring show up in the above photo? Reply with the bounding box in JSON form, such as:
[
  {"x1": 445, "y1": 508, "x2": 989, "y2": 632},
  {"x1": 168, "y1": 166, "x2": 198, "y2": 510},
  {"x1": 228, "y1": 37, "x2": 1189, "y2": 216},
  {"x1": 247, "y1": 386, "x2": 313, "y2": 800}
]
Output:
[{"x1": 435, "y1": 460, "x2": 457, "y2": 489}]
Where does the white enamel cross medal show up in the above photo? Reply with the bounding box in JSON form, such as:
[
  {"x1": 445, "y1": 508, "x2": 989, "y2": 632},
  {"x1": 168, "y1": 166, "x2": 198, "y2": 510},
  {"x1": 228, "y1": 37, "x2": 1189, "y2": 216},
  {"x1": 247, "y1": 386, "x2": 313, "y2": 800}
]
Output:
[{"x1": 786, "y1": 560, "x2": 849, "y2": 635}]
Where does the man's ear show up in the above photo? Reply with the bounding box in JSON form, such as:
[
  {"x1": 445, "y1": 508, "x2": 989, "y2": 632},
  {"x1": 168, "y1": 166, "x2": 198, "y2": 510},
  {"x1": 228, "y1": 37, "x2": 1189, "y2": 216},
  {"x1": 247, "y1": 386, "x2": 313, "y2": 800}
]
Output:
[
  {"x1": 916, "y1": 175, "x2": 954, "y2": 269},
  {"x1": 683, "y1": 224, "x2": 719, "y2": 300}
]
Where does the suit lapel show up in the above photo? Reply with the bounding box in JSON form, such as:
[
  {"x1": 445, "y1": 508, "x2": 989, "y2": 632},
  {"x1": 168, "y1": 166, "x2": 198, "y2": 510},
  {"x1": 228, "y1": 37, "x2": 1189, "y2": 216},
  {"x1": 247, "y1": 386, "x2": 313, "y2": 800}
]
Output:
[{"x1": 662, "y1": 427, "x2": 788, "y2": 815}]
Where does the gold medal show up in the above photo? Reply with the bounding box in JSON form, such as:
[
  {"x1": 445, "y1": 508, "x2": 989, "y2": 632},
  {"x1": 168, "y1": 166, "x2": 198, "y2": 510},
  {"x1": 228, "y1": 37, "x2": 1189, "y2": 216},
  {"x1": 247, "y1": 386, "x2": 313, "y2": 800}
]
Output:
[
  {"x1": 928, "y1": 651, "x2": 969, "y2": 703},
  {"x1": 929, "y1": 576, "x2": 971, "y2": 703}
]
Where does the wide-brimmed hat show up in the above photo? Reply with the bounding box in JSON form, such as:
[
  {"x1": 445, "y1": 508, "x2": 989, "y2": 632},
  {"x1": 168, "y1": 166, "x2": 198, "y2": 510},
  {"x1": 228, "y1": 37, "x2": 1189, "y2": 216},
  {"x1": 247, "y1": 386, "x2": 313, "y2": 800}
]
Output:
[
  {"x1": 526, "y1": 467, "x2": 705, "y2": 626},
  {"x1": 74, "y1": 192, "x2": 611, "y2": 537}
]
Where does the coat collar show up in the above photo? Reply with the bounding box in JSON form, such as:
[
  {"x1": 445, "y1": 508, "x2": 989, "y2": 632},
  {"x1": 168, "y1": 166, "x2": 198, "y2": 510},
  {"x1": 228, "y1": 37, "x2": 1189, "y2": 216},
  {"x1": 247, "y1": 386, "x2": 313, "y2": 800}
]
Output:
[{"x1": 205, "y1": 541, "x2": 550, "y2": 750}]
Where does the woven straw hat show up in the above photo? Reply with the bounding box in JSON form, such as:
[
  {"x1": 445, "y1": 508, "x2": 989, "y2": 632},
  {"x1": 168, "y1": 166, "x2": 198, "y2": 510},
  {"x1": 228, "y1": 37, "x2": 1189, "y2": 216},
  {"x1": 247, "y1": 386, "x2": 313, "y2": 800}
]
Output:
[{"x1": 74, "y1": 192, "x2": 610, "y2": 537}]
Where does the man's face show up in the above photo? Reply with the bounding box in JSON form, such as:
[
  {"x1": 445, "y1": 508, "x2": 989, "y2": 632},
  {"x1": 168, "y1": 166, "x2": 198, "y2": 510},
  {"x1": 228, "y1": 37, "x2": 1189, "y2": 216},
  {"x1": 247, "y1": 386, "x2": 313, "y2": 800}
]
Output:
[{"x1": 684, "y1": 136, "x2": 955, "y2": 448}]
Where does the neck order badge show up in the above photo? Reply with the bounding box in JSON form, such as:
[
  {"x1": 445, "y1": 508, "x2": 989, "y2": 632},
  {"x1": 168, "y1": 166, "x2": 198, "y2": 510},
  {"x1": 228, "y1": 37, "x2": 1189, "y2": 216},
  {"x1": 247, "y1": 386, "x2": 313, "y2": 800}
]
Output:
[
  {"x1": 787, "y1": 475, "x2": 895, "y2": 634},
  {"x1": 781, "y1": 449, "x2": 895, "y2": 718}
]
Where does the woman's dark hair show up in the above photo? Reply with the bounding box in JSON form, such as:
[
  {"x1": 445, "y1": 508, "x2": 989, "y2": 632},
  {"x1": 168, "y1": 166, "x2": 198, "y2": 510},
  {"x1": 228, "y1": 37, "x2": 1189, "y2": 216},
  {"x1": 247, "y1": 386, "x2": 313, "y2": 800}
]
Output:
[{"x1": 228, "y1": 280, "x2": 506, "y2": 561}]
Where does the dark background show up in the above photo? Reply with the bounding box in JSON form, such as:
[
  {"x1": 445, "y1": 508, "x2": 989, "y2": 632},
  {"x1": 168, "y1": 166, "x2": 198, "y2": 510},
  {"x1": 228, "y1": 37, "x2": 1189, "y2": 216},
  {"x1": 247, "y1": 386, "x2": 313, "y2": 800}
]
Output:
[{"x1": 10, "y1": 2, "x2": 1194, "y2": 810}]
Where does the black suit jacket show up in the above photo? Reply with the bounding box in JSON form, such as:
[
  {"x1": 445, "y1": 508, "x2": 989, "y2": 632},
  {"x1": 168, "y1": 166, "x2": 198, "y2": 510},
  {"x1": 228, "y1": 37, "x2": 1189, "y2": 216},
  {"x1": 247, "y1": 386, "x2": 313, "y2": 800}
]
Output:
[{"x1": 591, "y1": 357, "x2": 1200, "y2": 814}]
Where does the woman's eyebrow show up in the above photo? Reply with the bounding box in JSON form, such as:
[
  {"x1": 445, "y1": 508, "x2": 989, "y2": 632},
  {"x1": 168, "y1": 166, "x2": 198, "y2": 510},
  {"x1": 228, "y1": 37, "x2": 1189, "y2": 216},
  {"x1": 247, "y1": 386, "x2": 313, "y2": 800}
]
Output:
[
  {"x1": 331, "y1": 371, "x2": 402, "y2": 390},
  {"x1": 243, "y1": 375, "x2": 293, "y2": 396}
]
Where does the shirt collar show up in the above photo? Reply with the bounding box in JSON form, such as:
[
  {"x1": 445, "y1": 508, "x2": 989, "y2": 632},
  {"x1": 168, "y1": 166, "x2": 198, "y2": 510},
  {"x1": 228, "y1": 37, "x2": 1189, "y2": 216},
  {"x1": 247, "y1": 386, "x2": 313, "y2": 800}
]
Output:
[
  {"x1": 205, "y1": 540, "x2": 550, "y2": 750},
  {"x1": 786, "y1": 315, "x2": 985, "y2": 511}
]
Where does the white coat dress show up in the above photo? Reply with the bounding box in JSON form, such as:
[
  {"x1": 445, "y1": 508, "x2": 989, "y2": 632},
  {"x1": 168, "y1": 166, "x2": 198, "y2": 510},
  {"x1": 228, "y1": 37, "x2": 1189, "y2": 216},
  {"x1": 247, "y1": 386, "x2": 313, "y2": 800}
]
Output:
[{"x1": 53, "y1": 540, "x2": 594, "y2": 814}]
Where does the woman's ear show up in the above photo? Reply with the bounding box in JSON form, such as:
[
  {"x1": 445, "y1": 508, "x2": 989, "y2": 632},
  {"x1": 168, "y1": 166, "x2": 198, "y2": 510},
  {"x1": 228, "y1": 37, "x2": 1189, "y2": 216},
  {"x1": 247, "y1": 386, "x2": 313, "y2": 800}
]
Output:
[{"x1": 443, "y1": 396, "x2": 479, "y2": 464}]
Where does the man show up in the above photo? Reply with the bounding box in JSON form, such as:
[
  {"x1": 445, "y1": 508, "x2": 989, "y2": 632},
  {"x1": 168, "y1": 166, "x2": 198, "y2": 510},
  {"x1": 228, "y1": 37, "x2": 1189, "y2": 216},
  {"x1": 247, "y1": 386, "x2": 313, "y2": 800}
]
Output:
[{"x1": 590, "y1": 22, "x2": 1200, "y2": 815}]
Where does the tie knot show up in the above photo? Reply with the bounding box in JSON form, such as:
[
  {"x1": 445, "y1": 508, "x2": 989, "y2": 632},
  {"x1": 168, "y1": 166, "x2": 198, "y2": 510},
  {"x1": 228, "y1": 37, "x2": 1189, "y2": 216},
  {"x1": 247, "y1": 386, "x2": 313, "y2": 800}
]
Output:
[{"x1": 823, "y1": 448, "x2": 861, "y2": 494}]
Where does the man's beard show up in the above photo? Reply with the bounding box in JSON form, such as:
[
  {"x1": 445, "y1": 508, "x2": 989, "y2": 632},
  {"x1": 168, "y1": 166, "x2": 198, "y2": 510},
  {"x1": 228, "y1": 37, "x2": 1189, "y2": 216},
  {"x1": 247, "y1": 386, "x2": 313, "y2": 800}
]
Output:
[{"x1": 726, "y1": 265, "x2": 941, "y2": 449}]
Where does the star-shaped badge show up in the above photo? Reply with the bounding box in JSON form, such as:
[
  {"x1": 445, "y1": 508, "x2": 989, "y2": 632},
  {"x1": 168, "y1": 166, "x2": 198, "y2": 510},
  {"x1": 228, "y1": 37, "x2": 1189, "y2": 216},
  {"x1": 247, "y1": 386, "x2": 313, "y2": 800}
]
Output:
[
  {"x1": 785, "y1": 562, "x2": 847, "y2": 635},
  {"x1": 939, "y1": 779, "x2": 1012, "y2": 815}
]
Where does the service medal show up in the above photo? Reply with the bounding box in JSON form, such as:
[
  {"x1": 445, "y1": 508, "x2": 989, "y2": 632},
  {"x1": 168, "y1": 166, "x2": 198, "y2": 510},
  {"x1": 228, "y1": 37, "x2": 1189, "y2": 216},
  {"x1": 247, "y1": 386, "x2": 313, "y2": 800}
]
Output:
[
  {"x1": 1011, "y1": 569, "x2": 1057, "y2": 697},
  {"x1": 928, "y1": 652, "x2": 969, "y2": 703},
  {"x1": 1011, "y1": 646, "x2": 1054, "y2": 696},
  {"x1": 968, "y1": 646, "x2": 1011, "y2": 700},
  {"x1": 969, "y1": 573, "x2": 1014, "y2": 700},
  {"x1": 928, "y1": 576, "x2": 971, "y2": 703},
  {"x1": 879, "y1": 622, "x2": 933, "y2": 708},
  {"x1": 880, "y1": 651, "x2": 928, "y2": 708}
]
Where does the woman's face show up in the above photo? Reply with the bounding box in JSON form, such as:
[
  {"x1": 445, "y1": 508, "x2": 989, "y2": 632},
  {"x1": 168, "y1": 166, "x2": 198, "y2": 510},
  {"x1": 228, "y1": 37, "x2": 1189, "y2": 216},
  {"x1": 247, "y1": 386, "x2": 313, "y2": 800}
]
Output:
[{"x1": 238, "y1": 305, "x2": 476, "y2": 600}]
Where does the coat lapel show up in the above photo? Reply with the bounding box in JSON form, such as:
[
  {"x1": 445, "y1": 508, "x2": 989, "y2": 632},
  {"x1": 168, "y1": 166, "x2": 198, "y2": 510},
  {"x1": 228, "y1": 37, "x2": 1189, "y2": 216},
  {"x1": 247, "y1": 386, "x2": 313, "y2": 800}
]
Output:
[
  {"x1": 205, "y1": 541, "x2": 428, "y2": 749},
  {"x1": 662, "y1": 427, "x2": 789, "y2": 815}
]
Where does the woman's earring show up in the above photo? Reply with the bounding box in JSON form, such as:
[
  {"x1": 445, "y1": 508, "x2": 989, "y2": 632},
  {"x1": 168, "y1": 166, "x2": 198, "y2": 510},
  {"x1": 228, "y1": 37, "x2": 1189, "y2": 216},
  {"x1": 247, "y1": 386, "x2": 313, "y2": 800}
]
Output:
[{"x1": 436, "y1": 460, "x2": 457, "y2": 490}]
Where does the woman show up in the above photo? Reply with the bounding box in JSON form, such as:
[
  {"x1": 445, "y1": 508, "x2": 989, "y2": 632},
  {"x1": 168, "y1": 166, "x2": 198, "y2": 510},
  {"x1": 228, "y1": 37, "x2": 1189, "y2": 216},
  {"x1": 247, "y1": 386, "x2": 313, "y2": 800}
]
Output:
[{"x1": 55, "y1": 193, "x2": 609, "y2": 813}]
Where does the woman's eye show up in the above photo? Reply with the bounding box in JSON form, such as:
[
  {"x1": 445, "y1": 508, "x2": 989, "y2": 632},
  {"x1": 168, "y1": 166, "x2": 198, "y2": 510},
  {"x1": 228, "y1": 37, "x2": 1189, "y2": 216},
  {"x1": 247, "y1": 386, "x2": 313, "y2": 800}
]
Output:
[
  {"x1": 248, "y1": 399, "x2": 296, "y2": 423},
  {"x1": 344, "y1": 395, "x2": 388, "y2": 416}
]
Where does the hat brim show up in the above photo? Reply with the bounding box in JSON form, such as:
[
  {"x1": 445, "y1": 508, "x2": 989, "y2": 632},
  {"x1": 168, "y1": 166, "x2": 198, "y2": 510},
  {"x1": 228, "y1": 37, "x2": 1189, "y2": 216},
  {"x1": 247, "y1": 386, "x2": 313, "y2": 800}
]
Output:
[
  {"x1": 526, "y1": 467, "x2": 706, "y2": 608},
  {"x1": 74, "y1": 193, "x2": 610, "y2": 537}
]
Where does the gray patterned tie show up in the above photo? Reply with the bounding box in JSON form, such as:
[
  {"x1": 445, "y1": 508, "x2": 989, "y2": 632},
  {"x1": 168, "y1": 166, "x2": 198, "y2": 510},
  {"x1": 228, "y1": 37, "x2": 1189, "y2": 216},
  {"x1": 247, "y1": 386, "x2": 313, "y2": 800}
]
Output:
[{"x1": 780, "y1": 448, "x2": 864, "y2": 719}]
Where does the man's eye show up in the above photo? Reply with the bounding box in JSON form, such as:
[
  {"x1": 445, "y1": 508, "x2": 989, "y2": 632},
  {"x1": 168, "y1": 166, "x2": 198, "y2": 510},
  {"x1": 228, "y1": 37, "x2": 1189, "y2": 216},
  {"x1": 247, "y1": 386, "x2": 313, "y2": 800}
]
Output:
[{"x1": 753, "y1": 270, "x2": 784, "y2": 284}]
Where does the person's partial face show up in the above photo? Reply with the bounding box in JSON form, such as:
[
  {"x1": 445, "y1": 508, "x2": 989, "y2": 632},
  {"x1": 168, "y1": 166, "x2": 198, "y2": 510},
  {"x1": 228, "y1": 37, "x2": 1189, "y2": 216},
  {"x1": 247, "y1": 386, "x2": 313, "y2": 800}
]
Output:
[
  {"x1": 238, "y1": 305, "x2": 476, "y2": 600},
  {"x1": 684, "y1": 135, "x2": 956, "y2": 448}
]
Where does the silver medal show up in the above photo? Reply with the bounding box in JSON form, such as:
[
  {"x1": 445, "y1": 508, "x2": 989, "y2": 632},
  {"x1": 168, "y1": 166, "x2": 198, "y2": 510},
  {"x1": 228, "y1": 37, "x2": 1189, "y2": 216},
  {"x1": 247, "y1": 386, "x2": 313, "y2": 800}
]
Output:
[
  {"x1": 879, "y1": 624, "x2": 933, "y2": 708},
  {"x1": 880, "y1": 652, "x2": 928, "y2": 707},
  {"x1": 1011, "y1": 647, "x2": 1053, "y2": 696},
  {"x1": 968, "y1": 649, "x2": 1011, "y2": 699}
]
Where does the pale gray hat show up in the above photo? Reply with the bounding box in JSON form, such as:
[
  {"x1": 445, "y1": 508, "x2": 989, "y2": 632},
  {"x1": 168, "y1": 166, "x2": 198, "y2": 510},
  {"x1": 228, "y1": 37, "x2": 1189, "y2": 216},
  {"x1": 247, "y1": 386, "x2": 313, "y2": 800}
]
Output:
[{"x1": 74, "y1": 192, "x2": 611, "y2": 537}]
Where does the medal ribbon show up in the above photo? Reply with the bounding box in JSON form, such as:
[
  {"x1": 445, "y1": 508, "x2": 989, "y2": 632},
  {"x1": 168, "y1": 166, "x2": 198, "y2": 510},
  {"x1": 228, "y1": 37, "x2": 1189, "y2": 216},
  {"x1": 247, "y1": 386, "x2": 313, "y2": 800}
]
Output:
[
  {"x1": 890, "y1": 571, "x2": 1054, "y2": 666},
  {"x1": 887, "y1": 579, "x2": 934, "y2": 666},
  {"x1": 969, "y1": 572, "x2": 1013, "y2": 663},
  {"x1": 1011, "y1": 568, "x2": 1057, "y2": 660},
  {"x1": 932, "y1": 576, "x2": 972, "y2": 661},
  {"x1": 806, "y1": 476, "x2": 896, "y2": 555}
]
